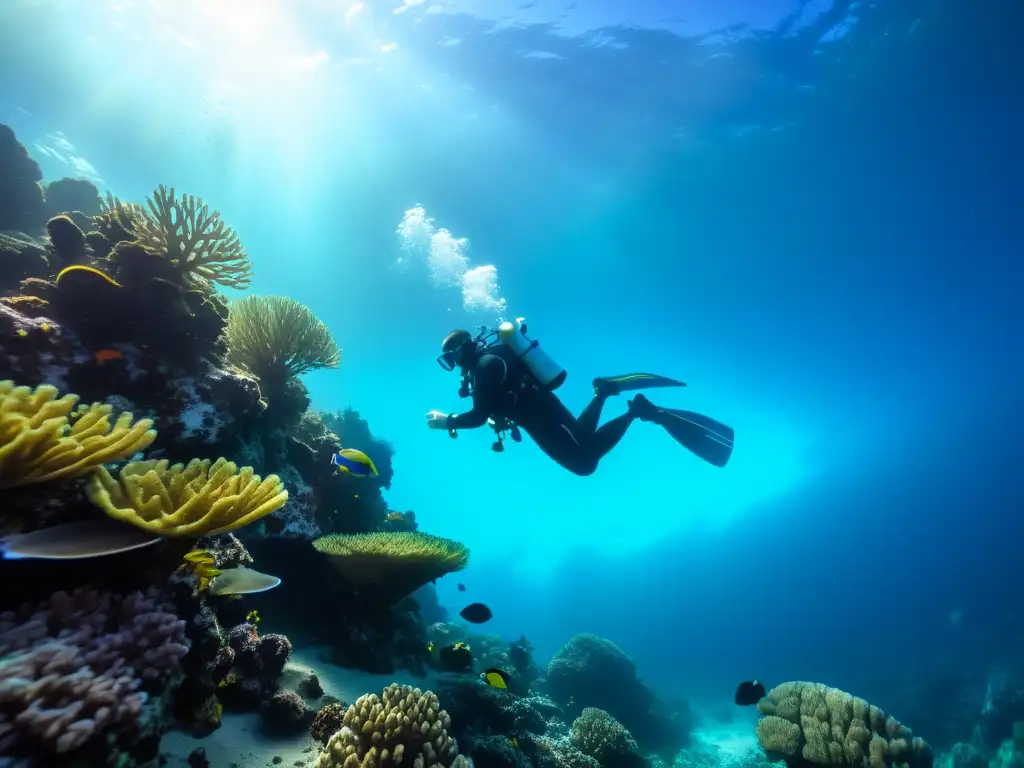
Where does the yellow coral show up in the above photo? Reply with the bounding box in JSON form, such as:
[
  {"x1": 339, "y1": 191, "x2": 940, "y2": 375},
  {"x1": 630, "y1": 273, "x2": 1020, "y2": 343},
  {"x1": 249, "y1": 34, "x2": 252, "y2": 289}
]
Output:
[
  {"x1": 312, "y1": 531, "x2": 469, "y2": 596},
  {"x1": 755, "y1": 682, "x2": 933, "y2": 768},
  {"x1": 86, "y1": 457, "x2": 288, "y2": 536},
  {"x1": 132, "y1": 184, "x2": 252, "y2": 291},
  {"x1": 315, "y1": 684, "x2": 470, "y2": 768},
  {"x1": 0, "y1": 381, "x2": 156, "y2": 489}
]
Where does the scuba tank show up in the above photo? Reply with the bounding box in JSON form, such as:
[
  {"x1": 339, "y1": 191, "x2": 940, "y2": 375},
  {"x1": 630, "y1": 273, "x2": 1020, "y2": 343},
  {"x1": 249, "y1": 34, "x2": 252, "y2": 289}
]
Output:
[{"x1": 497, "y1": 317, "x2": 567, "y2": 391}]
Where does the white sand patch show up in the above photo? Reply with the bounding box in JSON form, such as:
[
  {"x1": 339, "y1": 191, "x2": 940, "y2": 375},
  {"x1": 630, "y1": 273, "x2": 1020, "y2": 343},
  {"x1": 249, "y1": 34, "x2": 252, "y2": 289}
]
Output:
[{"x1": 161, "y1": 646, "x2": 441, "y2": 767}]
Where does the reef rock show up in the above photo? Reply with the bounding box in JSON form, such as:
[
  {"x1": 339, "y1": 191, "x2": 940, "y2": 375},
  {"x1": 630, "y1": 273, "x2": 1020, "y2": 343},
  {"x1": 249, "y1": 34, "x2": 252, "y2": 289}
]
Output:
[{"x1": 0, "y1": 124, "x2": 47, "y2": 234}]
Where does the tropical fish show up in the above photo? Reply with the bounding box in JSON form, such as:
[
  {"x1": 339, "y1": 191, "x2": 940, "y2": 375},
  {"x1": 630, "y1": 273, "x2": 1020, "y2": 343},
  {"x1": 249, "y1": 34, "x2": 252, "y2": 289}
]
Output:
[
  {"x1": 426, "y1": 642, "x2": 435, "y2": 653},
  {"x1": 246, "y1": 609, "x2": 261, "y2": 625},
  {"x1": 207, "y1": 566, "x2": 282, "y2": 596},
  {"x1": 457, "y1": 583, "x2": 466, "y2": 592},
  {"x1": 182, "y1": 549, "x2": 223, "y2": 592},
  {"x1": 0, "y1": 519, "x2": 162, "y2": 560},
  {"x1": 15, "y1": 329, "x2": 27, "y2": 337},
  {"x1": 95, "y1": 348, "x2": 124, "y2": 364},
  {"x1": 509, "y1": 737, "x2": 520, "y2": 750},
  {"x1": 183, "y1": 549, "x2": 217, "y2": 565},
  {"x1": 482, "y1": 668, "x2": 510, "y2": 690},
  {"x1": 734, "y1": 680, "x2": 766, "y2": 706},
  {"x1": 330, "y1": 448, "x2": 379, "y2": 478},
  {"x1": 438, "y1": 642, "x2": 473, "y2": 672},
  {"x1": 459, "y1": 602, "x2": 493, "y2": 624},
  {"x1": 387, "y1": 511, "x2": 405, "y2": 521}
]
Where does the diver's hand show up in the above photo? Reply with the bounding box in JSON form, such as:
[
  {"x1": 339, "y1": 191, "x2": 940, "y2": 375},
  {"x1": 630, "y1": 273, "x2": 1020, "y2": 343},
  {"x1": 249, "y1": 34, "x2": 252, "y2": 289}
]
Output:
[{"x1": 426, "y1": 411, "x2": 449, "y2": 430}]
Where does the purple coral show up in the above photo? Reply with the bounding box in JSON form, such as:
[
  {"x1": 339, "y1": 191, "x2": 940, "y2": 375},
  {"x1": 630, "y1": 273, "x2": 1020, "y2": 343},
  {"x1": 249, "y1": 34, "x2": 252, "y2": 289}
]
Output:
[{"x1": 0, "y1": 585, "x2": 190, "y2": 756}]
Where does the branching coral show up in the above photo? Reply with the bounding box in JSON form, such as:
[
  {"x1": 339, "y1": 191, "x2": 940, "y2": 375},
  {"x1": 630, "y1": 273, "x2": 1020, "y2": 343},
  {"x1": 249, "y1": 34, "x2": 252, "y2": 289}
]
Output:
[
  {"x1": 225, "y1": 295, "x2": 341, "y2": 387},
  {"x1": 86, "y1": 457, "x2": 289, "y2": 536},
  {"x1": 755, "y1": 681, "x2": 934, "y2": 768},
  {"x1": 0, "y1": 380, "x2": 157, "y2": 490},
  {"x1": 131, "y1": 184, "x2": 252, "y2": 290},
  {"x1": 315, "y1": 683, "x2": 470, "y2": 768},
  {"x1": 0, "y1": 586, "x2": 189, "y2": 756},
  {"x1": 93, "y1": 191, "x2": 147, "y2": 246},
  {"x1": 312, "y1": 531, "x2": 469, "y2": 598}
]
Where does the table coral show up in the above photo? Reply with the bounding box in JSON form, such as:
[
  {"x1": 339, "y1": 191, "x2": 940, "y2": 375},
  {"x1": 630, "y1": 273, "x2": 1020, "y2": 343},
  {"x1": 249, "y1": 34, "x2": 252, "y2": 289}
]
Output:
[
  {"x1": 0, "y1": 380, "x2": 156, "y2": 489},
  {"x1": 312, "y1": 531, "x2": 469, "y2": 599},
  {"x1": 86, "y1": 457, "x2": 289, "y2": 536}
]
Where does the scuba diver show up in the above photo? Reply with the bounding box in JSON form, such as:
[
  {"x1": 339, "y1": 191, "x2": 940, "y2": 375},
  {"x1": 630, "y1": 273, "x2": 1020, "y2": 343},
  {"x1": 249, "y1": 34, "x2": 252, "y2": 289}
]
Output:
[{"x1": 425, "y1": 319, "x2": 734, "y2": 476}]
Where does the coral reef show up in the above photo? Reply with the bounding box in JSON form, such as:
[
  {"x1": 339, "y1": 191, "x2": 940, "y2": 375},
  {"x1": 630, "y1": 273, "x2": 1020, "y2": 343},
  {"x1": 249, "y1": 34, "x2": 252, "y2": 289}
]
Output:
[
  {"x1": 313, "y1": 531, "x2": 470, "y2": 601},
  {"x1": 215, "y1": 622, "x2": 293, "y2": 713},
  {"x1": 43, "y1": 177, "x2": 104, "y2": 220},
  {"x1": 315, "y1": 683, "x2": 471, "y2": 768},
  {"x1": 132, "y1": 184, "x2": 252, "y2": 291},
  {"x1": 569, "y1": 708, "x2": 644, "y2": 768},
  {"x1": 755, "y1": 681, "x2": 934, "y2": 768},
  {"x1": 86, "y1": 457, "x2": 289, "y2": 535},
  {"x1": 546, "y1": 633, "x2": 690, "y2": 755},
  {"x1": 438, "y1": 674, "x2": 558, "y2": 757},
  {"x1": 0, "y1": 124, "x2": 46, "y2": 233},
  {"x1": 0, "y1": 380, "x2": 156, "y2": 489},
  {"x1": 260, "y1": 689, "x2": 315, "y2": 735},
  {"x1": 311, "y1": 702, "x2": 349, "y2": 744},
  {"x1": 0, "y1": 585, "x2": 189, "y2": 762}
]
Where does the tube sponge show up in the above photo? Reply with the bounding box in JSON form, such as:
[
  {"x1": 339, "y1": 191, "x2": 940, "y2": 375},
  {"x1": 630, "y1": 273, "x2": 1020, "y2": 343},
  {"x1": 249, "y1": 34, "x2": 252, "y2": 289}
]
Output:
[
  {"x1": 86, "y1": 457, "x2": 288, "y2": 536},
  {"x1": 755, "y1": 681, "x2": 934, "y2": 768},
  {"x1": 315, "y1": 683, "x2": 471, "y2": 768},
  {"x1": 0, "y1": 380, "x2": 156, "y2": 489}
]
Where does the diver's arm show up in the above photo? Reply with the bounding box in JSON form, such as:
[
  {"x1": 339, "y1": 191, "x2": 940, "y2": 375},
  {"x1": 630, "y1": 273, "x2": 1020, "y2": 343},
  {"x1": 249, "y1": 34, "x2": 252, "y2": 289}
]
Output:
[{"x1": 446, "y1": 356, "x2": 501, "y2": 430}]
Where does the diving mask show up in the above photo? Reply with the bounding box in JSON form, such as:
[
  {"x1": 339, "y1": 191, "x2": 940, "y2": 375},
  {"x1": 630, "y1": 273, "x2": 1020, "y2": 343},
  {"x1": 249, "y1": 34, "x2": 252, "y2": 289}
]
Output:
[{"x1": 437, "y1": 350, "x2": 459, "y2": 371}]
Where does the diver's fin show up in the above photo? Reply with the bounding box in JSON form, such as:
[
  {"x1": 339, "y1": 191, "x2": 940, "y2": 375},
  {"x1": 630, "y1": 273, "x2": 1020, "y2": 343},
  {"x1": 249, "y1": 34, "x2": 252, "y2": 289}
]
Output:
[
  {"x1": 593, "y1": 373, "x2": 687, "y2": 397},
  {"x1": 640, "y1": 401, "x2": 734, "y2": 468}
]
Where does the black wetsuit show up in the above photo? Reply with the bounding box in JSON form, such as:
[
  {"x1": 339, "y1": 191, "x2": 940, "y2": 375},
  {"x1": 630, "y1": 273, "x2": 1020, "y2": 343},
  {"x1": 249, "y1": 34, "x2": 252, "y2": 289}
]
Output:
[{"x1": 446, "y1": 345, "x2": 637, "y2": 476}]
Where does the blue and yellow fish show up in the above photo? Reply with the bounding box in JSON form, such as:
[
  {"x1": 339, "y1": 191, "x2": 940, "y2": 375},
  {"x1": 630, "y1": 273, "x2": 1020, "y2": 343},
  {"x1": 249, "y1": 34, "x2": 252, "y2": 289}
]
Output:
[{"x1": 330, "y1": 448, "x2": 378, "y2": 478}]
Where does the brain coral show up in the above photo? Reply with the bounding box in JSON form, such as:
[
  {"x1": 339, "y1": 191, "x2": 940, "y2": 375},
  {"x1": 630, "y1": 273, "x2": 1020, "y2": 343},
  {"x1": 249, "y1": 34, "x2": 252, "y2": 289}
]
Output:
[
  {"x1": 315, "y1": 683, "x2": 471, "y2": 768},
  {"x1": 755, "y1": 681, "x2": 933, "y2": 768}
]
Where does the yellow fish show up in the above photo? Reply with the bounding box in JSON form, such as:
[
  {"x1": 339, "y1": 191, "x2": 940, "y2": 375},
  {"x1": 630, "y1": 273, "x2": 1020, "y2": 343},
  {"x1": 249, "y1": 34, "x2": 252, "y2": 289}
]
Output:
[
  {"x1": 426, "y1": 642, "x2": 435, "y2": 653},
  {"x1": 482, "y1": 668, "x2": 509, "y2": 689}
]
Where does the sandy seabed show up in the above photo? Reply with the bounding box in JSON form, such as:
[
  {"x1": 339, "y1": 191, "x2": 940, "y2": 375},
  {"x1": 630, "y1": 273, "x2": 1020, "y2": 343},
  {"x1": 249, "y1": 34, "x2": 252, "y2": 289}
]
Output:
[{"x1": 161, "y1": 646, "x2": 438, "y2": 768}]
